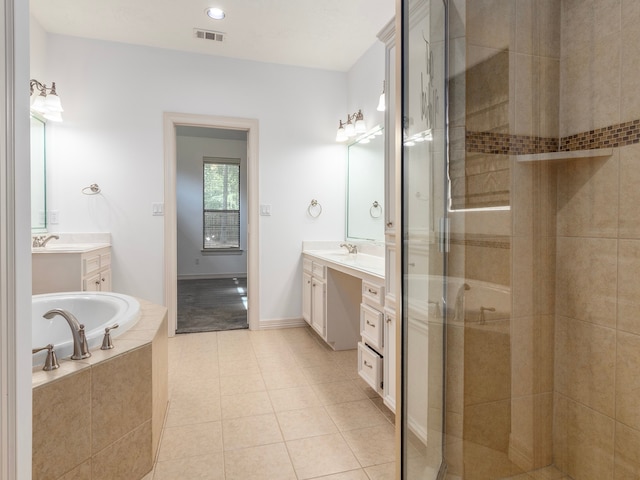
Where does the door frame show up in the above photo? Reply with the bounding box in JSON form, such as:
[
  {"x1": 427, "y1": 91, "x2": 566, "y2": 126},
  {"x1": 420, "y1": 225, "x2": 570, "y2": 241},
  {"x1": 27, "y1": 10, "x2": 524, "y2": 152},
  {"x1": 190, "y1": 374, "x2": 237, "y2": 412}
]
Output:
[{"x1": 163, "y1": 112, "x2": 259, "y2": 335}]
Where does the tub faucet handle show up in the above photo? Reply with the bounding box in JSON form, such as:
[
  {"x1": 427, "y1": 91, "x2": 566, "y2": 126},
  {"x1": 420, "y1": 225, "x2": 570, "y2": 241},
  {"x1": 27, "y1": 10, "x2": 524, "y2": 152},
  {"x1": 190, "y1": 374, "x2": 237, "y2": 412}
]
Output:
[
  {"x1": 32, "y1": 344, "x2": 60, "y2": 371},
  {"x1": 101, "y1": 323, "x2": 119, "y2": 350},
  {"x1": 78, "y1": 325, "x2": 92, "y2": 358}
]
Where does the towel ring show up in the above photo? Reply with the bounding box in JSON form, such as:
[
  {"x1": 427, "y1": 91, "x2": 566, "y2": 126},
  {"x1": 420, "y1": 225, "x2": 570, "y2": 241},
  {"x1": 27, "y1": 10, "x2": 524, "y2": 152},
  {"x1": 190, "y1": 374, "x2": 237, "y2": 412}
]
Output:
[
  {"x1": 82, "y1": 183, "x2": 101, "y2": 195},
  {"x1": 308, "y1": 199, "x2": 322, "y2": 218},
  {"x1": 370, "y1": 200, "x2": 382, "y2": 218}
]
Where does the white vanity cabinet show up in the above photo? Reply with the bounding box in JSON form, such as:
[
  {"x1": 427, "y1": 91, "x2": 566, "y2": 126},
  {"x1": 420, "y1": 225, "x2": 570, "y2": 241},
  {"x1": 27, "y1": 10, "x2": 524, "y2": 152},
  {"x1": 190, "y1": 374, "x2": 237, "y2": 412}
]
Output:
[
  {"x1": 358, "y1": 278, "x2": 386, "y2": 394},
  {"x1": 33, "y1": 246, "x2": 112, "y2": 294},
  {"x1": 302, "y1": 258, "x2": 326, "y2": 337}
]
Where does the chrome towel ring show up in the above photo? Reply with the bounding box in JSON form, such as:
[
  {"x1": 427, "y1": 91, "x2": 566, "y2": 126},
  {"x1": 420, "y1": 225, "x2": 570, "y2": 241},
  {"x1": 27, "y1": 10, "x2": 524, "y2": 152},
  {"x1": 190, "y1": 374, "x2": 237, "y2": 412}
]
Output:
[
  {"x1": 81, "y1": 183, "x2": 101, "y2": 195},
  {"x1": 370, "y1": 200, "x2": 382, "y2": 218},
  {"x1": 308, "y1": 199, "x2": 322, "y2": 218}
]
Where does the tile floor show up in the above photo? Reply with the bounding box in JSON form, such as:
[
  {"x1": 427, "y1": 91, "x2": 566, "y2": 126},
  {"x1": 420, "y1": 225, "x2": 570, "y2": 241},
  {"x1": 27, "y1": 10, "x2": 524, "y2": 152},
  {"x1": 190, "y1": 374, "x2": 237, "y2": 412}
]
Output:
[{"x1": 144, "y1": 326, "x2": 396, "y2": 480}]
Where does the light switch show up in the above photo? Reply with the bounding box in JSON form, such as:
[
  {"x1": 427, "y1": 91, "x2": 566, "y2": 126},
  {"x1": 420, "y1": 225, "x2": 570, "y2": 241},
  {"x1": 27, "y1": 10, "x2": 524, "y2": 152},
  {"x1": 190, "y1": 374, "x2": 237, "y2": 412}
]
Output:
[
  {"x1": 152, "y1": 202, "x2": 164, "y2": 216},
  {"x1": 260, "y1": 204, "x2": 272, "y2": 216},
  {"x1": 49, "y1": 210, "x2": 59, "y2": 224}
]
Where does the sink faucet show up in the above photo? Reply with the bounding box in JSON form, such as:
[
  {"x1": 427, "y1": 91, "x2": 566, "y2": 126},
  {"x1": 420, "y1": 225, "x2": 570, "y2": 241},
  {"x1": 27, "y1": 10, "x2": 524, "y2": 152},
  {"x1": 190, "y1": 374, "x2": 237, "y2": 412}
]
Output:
[
  {"x1": 339, "y1": 243, "x2": 358, "y2": 254},
  {"x1": 32, "y1": 234, "x2": 59, "y2": 248},
  {"x1": 43, "y1": 309, "x2": 91, "y2": 360}
]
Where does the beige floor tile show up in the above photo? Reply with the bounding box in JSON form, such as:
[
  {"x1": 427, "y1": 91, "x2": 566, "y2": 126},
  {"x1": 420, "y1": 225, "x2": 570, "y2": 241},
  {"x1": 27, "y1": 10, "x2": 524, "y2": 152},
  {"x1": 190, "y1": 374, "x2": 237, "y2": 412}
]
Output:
[
  {"x1": 342, "y1": 423, "x2": 396, "y2": 467},
  {"x1": 365, "y1": 462, "x2": 396, "y2": 480},
  {"x1": 153, "y1": 452, "x2": 225, "y2": 479},
  {"x1": 313, "y1": 469, "x2": 369, "y2": 479},
  {"x1": 325, "y1": 399, "x2": 390, "y2": 431},
  {"x1": 276, "y1": 406, "x2": 338, "y2": 440},
  {"x1": 303, "y1": 364, "x2": 356, "y2": 384},
  {"x1": 220, "y1": 390, "x2": 273, "y2": 419},
  {"x1": 312, "y1": 380, "x2": 369, "y2": 405},
  {"x1": 222, "y1": 413, "x2": 283, "y2": 450},
  {"x1": 256, "y1": 352, "x2": 297, "y2": 372},
  {"x1": 157, "y1": 421, "x2": 223, "y2": 462},
  {"x1": 165, "y1": 393, "x2": 221, "y2": 427},
  {"x1": 219, "y1": 373, "x2": 266, "y2": 395},
  {"x1": 224, "y1": 442, "x2": 296, "y2": 480},
  {"x1": 262, "y1": 367, "x2": 309, "y2": 390},
  {"x1": 286, "y1": 433, "x2": 361, "y2": 479},
  {"x1": 218, "y1": 356, "x2": 261, "y2": 377},
  {"x1": 293, "y1": 348, "x2": 334, "y2": 368},
  {"x1": 268, "y1": 385, "x2": 322, "y2": 412}
]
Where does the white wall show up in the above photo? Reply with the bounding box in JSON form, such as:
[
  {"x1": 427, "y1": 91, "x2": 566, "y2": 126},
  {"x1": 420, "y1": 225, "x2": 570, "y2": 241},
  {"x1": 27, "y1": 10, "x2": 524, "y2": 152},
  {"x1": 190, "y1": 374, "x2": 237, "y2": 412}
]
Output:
[
  {"x1": 176, "y1": 135, "x2": 248, "y2": 278},
  {"x1": 42, "y1": 34, "x2": 348, "y2": 321},
  {"x1": 347, "y1": 41, "x2": 387, "y2": 133}
]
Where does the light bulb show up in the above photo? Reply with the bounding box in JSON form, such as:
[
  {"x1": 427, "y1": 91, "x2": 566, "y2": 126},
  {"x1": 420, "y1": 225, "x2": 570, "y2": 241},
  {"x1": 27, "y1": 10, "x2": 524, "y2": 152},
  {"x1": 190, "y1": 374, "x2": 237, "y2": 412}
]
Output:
[
  {"x1": 377, "y1": 92, "x2": 385, "y2": 112},
  {"x1": 206, "y1": 7, "x2": 226, "y2": 19}
]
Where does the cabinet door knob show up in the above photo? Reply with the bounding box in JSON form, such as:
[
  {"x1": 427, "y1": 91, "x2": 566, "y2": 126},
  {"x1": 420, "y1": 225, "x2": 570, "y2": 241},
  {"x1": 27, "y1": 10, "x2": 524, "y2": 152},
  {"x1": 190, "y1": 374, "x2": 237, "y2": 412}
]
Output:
[
  {"x1": 368, "y1": 288, "x2": 377, "y2": 295},
  {"x1": 363, "y1": 360, "x2": 373, "y2": 369},
  {"x1": 386, "y1": 221, "x2": 393, "y2": 227},
  {"x1": 366, "y1": 320, "x2": 375, "y2": 327}
]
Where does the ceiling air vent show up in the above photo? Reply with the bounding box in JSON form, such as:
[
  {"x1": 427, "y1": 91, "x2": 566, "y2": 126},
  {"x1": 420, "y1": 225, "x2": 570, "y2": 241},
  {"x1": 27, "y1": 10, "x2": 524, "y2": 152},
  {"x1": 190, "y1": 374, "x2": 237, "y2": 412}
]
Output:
[{"x1": 194, "y1": 29, "x2": 225, "y2": 43}]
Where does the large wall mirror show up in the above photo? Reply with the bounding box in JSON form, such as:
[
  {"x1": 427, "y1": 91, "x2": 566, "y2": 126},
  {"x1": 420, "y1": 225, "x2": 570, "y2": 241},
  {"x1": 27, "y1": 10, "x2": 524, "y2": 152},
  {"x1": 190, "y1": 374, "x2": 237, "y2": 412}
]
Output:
[
  {"x1": 346, "y1": 126, "x2": 384, "y2": 242},
  {"x1": 31, "y1": 115, "x2": 47, "y2": 232}
]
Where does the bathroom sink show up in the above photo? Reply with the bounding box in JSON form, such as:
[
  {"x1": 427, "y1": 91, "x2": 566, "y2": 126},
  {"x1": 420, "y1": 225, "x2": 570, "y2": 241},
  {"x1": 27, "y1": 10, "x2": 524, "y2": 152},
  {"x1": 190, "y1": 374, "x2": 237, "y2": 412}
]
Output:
[
  {"x1": 32, "y1": 243, "x2": 109, "y2": 253},
  {"x1": 310, "y1": 250, "x2": 385, "y2": 274}
]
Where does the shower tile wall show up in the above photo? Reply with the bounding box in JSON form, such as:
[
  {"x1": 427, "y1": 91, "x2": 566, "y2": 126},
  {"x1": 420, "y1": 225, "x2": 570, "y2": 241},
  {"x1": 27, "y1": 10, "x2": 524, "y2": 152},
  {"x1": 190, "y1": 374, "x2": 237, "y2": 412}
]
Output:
[{"x1": 444, "y1": 1, "x2": 640, "y2": 479}]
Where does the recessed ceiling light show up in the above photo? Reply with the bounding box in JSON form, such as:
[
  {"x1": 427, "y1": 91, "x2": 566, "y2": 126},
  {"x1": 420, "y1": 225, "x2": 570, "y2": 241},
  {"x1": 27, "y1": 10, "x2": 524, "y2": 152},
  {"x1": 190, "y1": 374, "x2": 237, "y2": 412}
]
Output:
[{"x1": 206, "y1": 7, "x2": 226, "y2": 20}]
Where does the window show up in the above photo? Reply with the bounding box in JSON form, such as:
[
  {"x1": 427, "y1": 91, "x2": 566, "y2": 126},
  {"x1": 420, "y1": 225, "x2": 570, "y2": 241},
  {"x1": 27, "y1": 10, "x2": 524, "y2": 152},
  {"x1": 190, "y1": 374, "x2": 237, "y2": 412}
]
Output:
[{"x1": 203, "y1": 158, "x2": 240, "y2": 249}]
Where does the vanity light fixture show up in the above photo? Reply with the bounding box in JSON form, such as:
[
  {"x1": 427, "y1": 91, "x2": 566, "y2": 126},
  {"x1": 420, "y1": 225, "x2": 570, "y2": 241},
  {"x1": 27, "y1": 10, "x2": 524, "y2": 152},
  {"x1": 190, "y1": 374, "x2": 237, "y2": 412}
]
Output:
[
  {"x1": 376, "y1": 81, "x2": 386, "y2": 112},
  {"x1": 206, "y1": 7, "x2": 226, "y2": 20},
  {"x1": 335, "y1": 109, "x2": 367, "y2": 142},
  {"x1": 404, "y1": 128, "x2": 433, "y2": 147},
  {"x1": 30, "y1": 79, "x2": 64, "y2": 122}
]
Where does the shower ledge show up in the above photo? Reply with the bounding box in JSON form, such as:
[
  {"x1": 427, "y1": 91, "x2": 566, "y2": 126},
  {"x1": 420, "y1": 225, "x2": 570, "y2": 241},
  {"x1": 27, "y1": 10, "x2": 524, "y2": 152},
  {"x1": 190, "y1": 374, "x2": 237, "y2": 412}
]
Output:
[{"x1": 516, "y1": 148, "x2": 613, "y2": 163}]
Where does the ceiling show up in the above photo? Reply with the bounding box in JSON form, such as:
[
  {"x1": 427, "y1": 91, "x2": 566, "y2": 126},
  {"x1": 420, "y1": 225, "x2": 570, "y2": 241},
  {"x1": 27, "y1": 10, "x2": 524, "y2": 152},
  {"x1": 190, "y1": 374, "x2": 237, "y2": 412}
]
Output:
[{"x1": 29, "y1": 0, "x2": 395, "y2": 72}]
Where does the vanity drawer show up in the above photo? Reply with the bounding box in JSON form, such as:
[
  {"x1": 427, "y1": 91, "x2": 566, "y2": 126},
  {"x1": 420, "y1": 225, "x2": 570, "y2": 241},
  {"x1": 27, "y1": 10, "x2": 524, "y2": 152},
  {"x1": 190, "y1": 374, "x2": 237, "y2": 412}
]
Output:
[
  {"x1": 360, "y1": 303, "x2": 384, "y2": 352},
  {"x1": 83, "y1": 254, "x2": 101, "y2": 276},
  {"x1": 358, "y1": 342, "x2": 383, "y2": 392},
  {"x1": 303, "y1": 257, "x2": 313, "y2": 274},
  {"x1": 100, "y1": 252, "x2": 112, "y2": 268},
  {"x1": 312, "y1": 262, "x2": 326, "y2": 280},
  {"x1": 362, "y1": 281, "x2": 384, "y2": 309}
]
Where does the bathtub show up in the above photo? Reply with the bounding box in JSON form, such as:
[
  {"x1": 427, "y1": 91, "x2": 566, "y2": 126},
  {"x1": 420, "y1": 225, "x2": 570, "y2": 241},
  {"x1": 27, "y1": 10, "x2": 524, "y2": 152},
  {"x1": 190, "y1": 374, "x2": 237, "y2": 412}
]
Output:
[{"x1": 32, "y1": 292, "x2": 141, "y2": 368}]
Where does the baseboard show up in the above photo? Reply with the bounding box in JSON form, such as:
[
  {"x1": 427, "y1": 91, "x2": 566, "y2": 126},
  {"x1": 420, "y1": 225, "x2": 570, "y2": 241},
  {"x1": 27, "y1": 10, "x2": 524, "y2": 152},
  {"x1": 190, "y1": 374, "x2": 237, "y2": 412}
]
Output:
[
  {"x1": 177, "y1": 273, "x2": 247, "y2": 280},
  {"x1": 259, "y1": 317, "x2": 307, "y2": 330}
]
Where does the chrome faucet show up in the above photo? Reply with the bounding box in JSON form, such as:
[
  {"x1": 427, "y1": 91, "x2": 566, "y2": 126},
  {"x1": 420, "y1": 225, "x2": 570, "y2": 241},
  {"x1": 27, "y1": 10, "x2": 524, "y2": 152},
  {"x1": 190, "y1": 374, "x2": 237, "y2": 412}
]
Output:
[
  {"x1": 43, "y1": 309, "x2": 91, "y2": 360},
  {"x1": 32, "y1": 234, "x2": 59, "y2": 247},
  {"x1": 452, "y1": 283, "x2": 470, "y2": 323},
  {"x1": 339, "y1": 243, "x2": 358, "y2": 254}
]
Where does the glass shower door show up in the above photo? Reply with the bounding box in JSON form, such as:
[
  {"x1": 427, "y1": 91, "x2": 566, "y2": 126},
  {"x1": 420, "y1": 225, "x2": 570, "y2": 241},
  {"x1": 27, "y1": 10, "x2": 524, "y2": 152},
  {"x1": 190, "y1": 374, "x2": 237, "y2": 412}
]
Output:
[{"x1": 401, "y1": 0, "x2": 447, "y2": 478}]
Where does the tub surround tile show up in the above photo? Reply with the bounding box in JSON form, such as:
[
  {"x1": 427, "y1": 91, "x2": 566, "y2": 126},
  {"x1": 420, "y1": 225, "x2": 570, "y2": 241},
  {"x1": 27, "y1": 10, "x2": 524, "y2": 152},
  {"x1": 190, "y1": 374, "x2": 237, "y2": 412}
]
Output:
[
  {"x1": 91, "y1": 421, "x2": 152, "y2": 480},
  {"x1": 617, "y1": 240, "x2": 640, "y2": 335},
  {"x1": 33, "y1": 369, "x2": 92, "y2": 480},
  {"x1": 619, "y1": 145, "x2": 640, "y2": 239},
  {"x1": 91, "y1": 344, "x2": 153, "y2": 453}
]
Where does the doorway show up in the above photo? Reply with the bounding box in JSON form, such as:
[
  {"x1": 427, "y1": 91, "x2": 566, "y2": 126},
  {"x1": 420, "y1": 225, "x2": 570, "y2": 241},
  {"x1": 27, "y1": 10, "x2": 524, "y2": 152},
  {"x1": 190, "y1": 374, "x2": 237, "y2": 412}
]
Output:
[
  {"x1": 175, "y1": 126, "x2": 248, "y2": 333},
  {"x1": 163, "y1": 112, "x2": 260, "y2": 336}
]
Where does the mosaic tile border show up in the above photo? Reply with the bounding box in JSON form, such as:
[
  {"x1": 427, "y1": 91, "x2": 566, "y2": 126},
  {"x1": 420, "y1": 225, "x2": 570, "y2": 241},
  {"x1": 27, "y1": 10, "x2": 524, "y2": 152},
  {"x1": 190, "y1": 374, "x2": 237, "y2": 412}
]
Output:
[{"x1": 466, "y1": 119, "x2": 640, "y2": 155}]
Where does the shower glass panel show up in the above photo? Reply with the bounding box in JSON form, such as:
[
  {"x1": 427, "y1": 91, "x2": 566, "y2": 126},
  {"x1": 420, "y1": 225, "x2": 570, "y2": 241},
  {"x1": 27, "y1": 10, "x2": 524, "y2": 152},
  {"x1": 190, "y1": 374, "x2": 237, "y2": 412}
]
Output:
[
  {"x1": 401, "y1": 0, "x2": 447, "y2": 478},
  {"x1": 402, "y1": 1, "x2": 639, "y2": 479}
]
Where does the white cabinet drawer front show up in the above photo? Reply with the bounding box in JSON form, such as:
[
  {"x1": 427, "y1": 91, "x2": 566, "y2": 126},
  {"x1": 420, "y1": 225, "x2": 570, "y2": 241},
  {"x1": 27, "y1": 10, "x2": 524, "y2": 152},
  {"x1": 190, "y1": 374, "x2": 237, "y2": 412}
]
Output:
[
  {"x1": 83, "y1": 255, "x2": 101, "y2": 276},
  {"x1": 312, "y1": 262, "x2": 326, "y2": 280},
  {"x1": 362, "y1": 281, "x2": 384, "y2": 308},
  {"x1": 360, "y1": 303, "x2": 384, "y2": 352},
  {"x1": 358, "y1": 342, "x2": 382, "y2": 392},
  {"x1": 83, "y1": 273, "x2": 102, "y2": 291},
  {"x1": 303, "y1": 257, "x2": 313, "y2": 274}
]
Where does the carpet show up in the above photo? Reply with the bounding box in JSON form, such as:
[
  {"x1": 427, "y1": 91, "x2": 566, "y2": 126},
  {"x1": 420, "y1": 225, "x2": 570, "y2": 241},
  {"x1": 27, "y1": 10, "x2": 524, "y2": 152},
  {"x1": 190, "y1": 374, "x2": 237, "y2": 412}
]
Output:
[{"x1": 177, "y1": 277, "x2": 248, "y2": 333}]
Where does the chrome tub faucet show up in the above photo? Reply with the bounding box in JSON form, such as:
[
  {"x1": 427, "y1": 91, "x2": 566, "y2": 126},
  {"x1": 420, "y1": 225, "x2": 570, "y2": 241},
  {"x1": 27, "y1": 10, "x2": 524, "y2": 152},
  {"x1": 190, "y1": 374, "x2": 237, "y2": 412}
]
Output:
[{"x1": 43, "y1": 308, "x2": 91, "y2": 360}]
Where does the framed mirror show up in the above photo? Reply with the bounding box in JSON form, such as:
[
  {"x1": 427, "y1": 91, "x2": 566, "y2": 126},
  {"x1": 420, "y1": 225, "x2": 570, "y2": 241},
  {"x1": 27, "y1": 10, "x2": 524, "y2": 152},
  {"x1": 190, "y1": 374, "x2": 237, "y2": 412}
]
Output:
[
  {"x1": 346, "y1": 125, "x2": 384, "y2": 242},
  {"x1": 31, "y1": 114, "x2": 47, "y2": 232}
]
